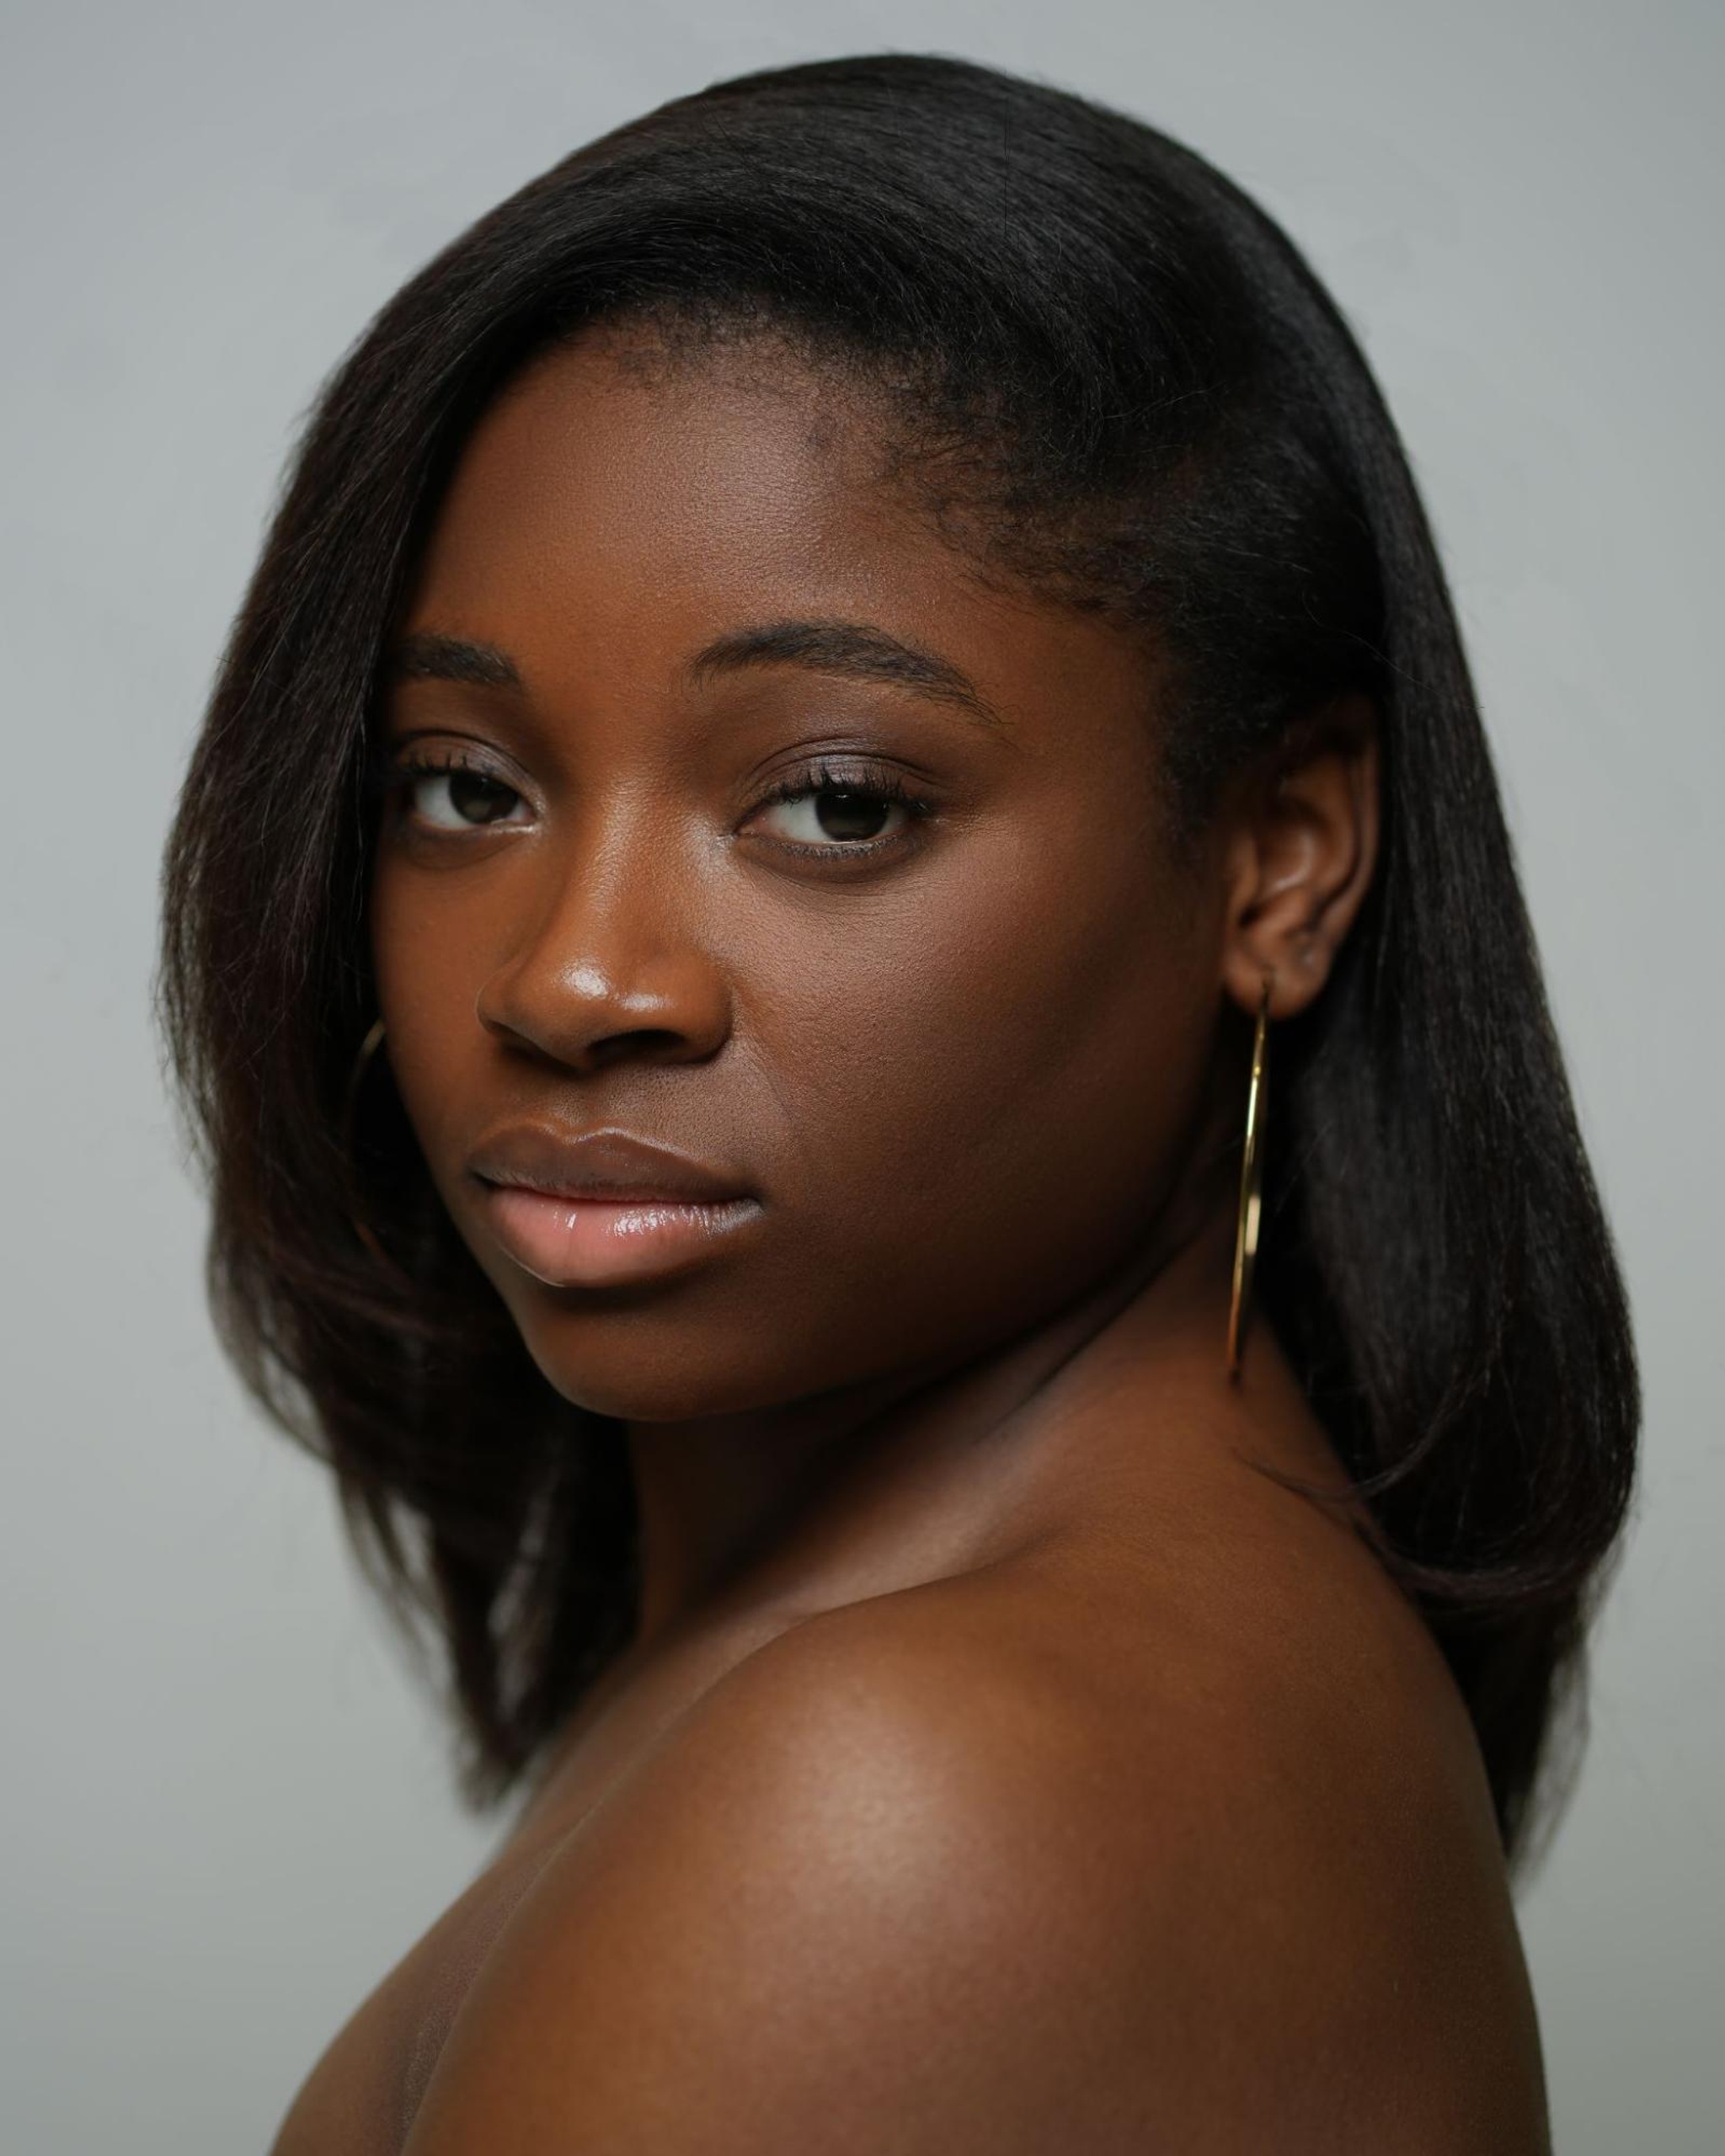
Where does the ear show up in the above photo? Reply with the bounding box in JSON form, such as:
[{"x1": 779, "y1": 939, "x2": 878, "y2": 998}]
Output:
[{"x1": 1218, "y1": 692, "x2": 1381, "y2": 1021}]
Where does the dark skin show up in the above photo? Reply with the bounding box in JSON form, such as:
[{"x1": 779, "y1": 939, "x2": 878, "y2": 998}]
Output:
[{"x1": 271, "y1": 329, "x2": 1551, "y2": 2153}]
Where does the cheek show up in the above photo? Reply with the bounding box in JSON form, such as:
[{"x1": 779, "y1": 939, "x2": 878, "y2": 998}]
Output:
[
  {"x1": 366, "y1": 867, "x2": 493, "y2": 1203},
  {"x1": 753, "y1": 822, "x2": 1215, "y2": 1330}
]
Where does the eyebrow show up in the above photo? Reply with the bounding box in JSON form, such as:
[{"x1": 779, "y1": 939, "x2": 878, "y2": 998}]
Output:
[
  {"x1": 387, "y1": 631, "x2": 521, "y2": 689},
  {"x1": 384, "y1": 617, "x2": 1008, "y2": 734},
  {"x1": 686, "y1": 619, "x2": 1007, "y2": 734}
]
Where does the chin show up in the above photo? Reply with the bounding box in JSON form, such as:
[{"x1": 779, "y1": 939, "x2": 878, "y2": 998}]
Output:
[{"x1": 513, "y1": 1311, "x2": 797, "y2": 1424}]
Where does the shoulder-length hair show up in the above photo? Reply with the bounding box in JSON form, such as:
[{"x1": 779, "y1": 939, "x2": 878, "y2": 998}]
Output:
[{"x1": 158, "y1": 52, "x2": 1638, "y2": 1876}]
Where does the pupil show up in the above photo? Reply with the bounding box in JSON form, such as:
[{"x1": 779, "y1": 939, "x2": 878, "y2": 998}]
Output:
[
  {"x1": 451, "y1": 771, "x2": 512, "y2": 823},
  {"x1": 815, "y1": 788, "x2": 889, "y2": 842}
]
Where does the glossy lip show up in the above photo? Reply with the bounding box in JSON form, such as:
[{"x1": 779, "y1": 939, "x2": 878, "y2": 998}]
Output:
[{"x1": 467, "y1": 1123, "x2": 762, "y2": 1288}]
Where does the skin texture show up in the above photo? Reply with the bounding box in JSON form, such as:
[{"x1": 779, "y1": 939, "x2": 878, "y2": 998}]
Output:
[{"x1": 271, "y1": 328, "x2": 1551, "y2": 2153}]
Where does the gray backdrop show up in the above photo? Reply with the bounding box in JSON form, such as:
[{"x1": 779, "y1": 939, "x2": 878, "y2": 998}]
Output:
[{"x1": 3, "y1": 3, "x2": 1718, "y2": 2149}]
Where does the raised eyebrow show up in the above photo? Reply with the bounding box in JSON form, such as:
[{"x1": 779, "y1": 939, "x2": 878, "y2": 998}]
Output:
[
  {"x1": 386, "y1": 630, "x2": 521, "y2": 689},
  {"x1": 686, "y1": 618, "x2": 1009, "y2": 734}
]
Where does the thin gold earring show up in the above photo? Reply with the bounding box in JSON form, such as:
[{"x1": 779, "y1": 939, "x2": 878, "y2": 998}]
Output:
[
  {"x1": 1226, "y1": 974, "x2": 1274, "y2": 1382},
  {"x1": 340, "y1": 1016, "x2": 393, "y2": 1267}
]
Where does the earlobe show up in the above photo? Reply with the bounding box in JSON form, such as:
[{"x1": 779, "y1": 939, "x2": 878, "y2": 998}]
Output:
[{"x1": 1219, "y1": 695, "x2": 1380, "y2": 1021}]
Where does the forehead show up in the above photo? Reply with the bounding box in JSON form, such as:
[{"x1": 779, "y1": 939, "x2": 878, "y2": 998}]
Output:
[
  {"x1": 402, "y1": 327, "x2": 1158, "y2": 741},
  {"x1": 417, "y1": 330, "x2": 901, "y2": 607}
]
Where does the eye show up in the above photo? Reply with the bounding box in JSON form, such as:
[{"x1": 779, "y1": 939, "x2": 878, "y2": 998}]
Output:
[
  {"x1": 750, "y1": 759, "x2": 932, "y2": 856},
  {"x1": 397, "y1": 753, "x2": 529, "y2": 832}
]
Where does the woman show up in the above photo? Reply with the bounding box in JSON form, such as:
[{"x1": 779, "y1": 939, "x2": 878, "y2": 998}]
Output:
[{"x1": 158, "y1": 51, "x2": 1638, "y2": 2153}]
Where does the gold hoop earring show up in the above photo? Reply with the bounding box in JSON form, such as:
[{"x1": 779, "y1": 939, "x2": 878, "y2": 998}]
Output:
[
  {"x1": 1226, "y1": 973, "x2": 1274, "y2": 1383},
  {"x1": 340, "y1": 1016, "x2": 394, "y2": 1268}
]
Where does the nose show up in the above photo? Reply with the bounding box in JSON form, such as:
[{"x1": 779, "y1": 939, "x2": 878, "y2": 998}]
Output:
[{"x1": 473, "y1": 808, "x2": 732, "y2": 1074}]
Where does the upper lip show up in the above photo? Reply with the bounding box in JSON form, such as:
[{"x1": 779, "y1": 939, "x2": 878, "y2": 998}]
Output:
[{"x1": 467, "y1": 1123, "x2": 753, "y2": 1204}]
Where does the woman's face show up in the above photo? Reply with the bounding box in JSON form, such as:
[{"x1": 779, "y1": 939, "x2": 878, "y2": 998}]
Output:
[{"x1": 369, "y1": 329, "x2": 1230, "y2": 1420}]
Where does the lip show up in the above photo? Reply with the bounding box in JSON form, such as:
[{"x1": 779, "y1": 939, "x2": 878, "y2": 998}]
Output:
[{"x1": 467, "y1": 1123, "x2": 762, "y2": 1288}]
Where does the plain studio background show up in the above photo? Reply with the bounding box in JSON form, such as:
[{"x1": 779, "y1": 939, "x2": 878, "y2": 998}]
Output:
[{"x1": 3, "y1": 3, "x2": 1718, "y2": 2149}]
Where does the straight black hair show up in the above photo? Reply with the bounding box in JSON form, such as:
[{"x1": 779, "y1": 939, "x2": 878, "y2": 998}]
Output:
[{"x1": 158, "y1": 52, "x2": 1638, "y2": 1876}]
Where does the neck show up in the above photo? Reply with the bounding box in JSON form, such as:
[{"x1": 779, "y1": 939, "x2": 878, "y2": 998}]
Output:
[{"x1": 618, "y1": 1132, "x2": 1252, "y2": 1664}]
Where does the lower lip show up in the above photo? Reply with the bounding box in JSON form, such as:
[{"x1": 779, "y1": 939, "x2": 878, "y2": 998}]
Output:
[{"x1": 479, "y1": 1184, "x2": 763, "y2": 1288}]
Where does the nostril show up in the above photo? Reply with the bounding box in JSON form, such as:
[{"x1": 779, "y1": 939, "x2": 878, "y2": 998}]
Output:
[{"x1": 593, "y1": 1029, "x2": 671, "y2": 1065}]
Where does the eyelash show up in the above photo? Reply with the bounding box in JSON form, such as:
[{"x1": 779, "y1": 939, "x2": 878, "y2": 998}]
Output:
[
  {"x1": 375, "y1": 749, "x2": 936, "y2": 858},
  {"x1": 750, "y1": 757, "x2": 935, "y2": 856},
  {"x1": 382, "y1": 747, "x2": 524, "y2": 814}
]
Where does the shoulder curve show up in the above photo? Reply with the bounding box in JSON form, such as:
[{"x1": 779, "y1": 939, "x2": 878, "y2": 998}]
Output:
[
  {"x1": 405, "y1": 1580, "x2": 1549, "y2": 2154},
  {"x1": 401, "y1": 1594, "x2": 1159, "y2": 2154}
]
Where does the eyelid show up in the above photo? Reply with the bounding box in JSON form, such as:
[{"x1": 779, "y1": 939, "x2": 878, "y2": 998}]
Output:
[
  {"x1": 368, "y1": 732, "x2": 528, "y2": 796},
  {"x1": 753, "y1": 751, "x2": 926, "y2": 801}
]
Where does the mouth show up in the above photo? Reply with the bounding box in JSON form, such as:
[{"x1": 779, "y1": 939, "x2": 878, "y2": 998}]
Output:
[{"x1": 467, "y1": 1123, "x2": 763, "y2": 1289}]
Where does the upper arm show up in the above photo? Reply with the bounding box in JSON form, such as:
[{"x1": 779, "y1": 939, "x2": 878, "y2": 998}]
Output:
[{"x1": 400, "y1": 1611, "x2": 1142, "y2": 2155}]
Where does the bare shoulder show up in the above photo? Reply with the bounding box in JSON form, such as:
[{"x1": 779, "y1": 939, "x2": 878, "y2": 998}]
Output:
[{"x1": 402, "y1": 1559, "x2": 1550, "y2": 2154}]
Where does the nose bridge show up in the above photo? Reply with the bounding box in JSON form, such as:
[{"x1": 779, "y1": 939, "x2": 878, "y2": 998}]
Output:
[{"x1": 478, "y1": 787, "x2": 727, "y2": 1063}]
